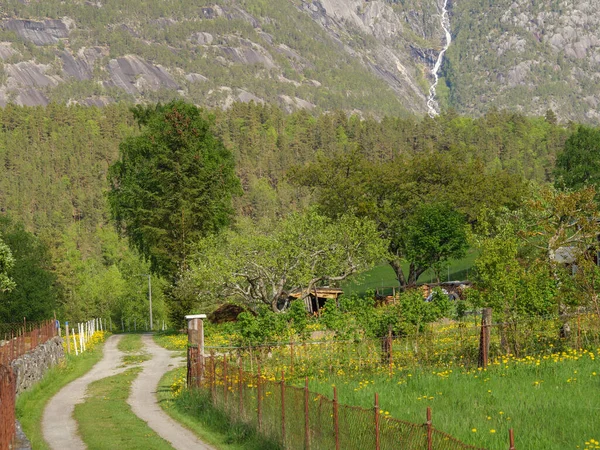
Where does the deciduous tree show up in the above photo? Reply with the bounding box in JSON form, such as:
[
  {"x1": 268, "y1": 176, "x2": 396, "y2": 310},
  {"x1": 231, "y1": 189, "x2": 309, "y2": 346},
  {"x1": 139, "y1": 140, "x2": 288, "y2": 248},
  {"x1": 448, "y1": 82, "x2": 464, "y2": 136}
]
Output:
[{"x1": 186, "y1": 210, "x2": 388, "y2": 312}]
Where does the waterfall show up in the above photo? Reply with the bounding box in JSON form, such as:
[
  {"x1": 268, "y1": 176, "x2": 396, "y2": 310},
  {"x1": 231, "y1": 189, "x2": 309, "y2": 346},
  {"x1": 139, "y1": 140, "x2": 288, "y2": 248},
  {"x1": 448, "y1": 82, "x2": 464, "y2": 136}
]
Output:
[{"x1": 427, "y1": 0, "x2": 452, "y2": 118}]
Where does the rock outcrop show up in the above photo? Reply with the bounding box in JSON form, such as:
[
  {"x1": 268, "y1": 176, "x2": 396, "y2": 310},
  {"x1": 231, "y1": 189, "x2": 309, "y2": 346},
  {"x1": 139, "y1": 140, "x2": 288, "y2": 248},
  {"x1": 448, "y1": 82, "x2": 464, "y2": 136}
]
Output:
[
  {"x1": 1, "y1": 19, "x2": 71, "y2": 46},
  {"x1": 106, "y1": 55, "x2": 179, "y2": 94}
]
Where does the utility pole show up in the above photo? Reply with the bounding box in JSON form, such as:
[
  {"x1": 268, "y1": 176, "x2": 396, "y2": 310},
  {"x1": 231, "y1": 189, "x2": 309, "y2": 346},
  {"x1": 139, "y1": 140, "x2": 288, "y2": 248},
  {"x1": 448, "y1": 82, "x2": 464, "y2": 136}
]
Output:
[{"x1": 140, "y1": 274, "x2": 153, "y2": 331}]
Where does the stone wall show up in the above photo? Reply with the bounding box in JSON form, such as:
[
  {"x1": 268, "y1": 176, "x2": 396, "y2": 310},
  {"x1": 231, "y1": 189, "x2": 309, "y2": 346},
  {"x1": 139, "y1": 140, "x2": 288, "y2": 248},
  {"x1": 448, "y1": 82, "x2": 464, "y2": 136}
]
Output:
[{"x1": 10, "y1": 336, "x2": 64, "y2": 395}]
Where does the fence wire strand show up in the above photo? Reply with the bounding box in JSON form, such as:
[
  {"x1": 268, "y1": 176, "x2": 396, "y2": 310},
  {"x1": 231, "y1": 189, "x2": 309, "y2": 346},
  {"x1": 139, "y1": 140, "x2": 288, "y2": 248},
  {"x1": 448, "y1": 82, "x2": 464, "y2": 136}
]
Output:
[{"x1": 189, "y1": 348, "x2": 485, "y2": 450}]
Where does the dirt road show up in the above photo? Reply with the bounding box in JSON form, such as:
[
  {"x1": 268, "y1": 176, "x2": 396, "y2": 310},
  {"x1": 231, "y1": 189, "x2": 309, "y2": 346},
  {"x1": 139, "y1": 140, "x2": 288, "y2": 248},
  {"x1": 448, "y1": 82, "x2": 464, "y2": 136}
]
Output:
[
  {"x1": 128, "y1": 334, "x2": 214, "y2": 450},
  {"x1": 42, "y1": 333, "x2": 214, "y2": 450},
  {"x1": 42, "y1": 334, "x2": 128, "y2": 450}
]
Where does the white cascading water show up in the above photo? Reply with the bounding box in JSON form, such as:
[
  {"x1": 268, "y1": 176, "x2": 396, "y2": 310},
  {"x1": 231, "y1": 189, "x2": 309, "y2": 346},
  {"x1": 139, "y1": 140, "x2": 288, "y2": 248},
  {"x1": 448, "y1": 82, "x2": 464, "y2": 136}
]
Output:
[{"x1": 426, "y1": 0, "x2": 452, "y2": 118}]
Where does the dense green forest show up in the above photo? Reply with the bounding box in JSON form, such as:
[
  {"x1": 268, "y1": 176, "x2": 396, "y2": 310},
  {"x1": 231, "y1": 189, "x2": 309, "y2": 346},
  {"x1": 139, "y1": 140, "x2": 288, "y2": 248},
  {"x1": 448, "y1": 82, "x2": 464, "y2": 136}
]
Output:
[{"x1": 0, "y1": 101, "x2": 581, "y2": 324}]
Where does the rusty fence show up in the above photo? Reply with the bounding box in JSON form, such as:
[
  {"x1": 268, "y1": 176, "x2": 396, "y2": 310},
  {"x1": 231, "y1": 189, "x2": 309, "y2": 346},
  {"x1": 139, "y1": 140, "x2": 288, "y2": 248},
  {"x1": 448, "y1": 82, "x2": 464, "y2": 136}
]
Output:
[
  {"x1": 188, "y1": 348, "x2": 500, "y2": 450},
  {"x1": 0, "y1": 320, "x2": 57, "y2": 450},
  {"x1": 0, "y1": 364, "x2": 16, "y2": 450},
  {"x1": 0, "y1": 320, "x2": 57, "y2": 366},
  {"x1": 200, "y1": 311, "x2": 600, "y2": 379}
]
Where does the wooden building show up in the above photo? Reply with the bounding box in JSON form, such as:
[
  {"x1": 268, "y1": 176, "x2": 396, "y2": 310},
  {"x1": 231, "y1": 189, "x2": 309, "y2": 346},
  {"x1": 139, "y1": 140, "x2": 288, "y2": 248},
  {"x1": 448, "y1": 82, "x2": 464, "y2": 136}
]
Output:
[{"x1": 288, "y1": 287, "x2": 344, "y2": 314}]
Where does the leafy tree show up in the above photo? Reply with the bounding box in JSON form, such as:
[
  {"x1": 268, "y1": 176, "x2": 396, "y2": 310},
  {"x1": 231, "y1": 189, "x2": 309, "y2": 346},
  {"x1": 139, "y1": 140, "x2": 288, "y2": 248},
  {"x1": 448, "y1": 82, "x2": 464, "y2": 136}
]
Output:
[
  {"x1": 187, "y1": 210, "x2": 388, "y2": 312},
  {"x1": 0, "y1": 218, "x2": 56, "y2": 322},
  {"x1": 554, "y1": 125, "x2": 600, "y2": 191},
  {"x1": 290, "y1": 150, "x2": 523, "y2": 288},
  {"x1": 108, "y1": 100, "x2": 241, "y2": 277},
  {"x1": 403, "y1": 203, "x2": 469, "y2": 283},
  {"x1": 0, "y1": 234, "x2": 15, "y2": 294}
]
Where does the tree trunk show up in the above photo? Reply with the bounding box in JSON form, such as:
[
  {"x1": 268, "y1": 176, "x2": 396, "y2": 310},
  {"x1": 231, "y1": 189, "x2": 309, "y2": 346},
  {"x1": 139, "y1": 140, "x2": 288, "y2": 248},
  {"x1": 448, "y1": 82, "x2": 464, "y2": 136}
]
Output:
[{"x1": 389, "y1": 259, "x2": 407, "y2": 290}]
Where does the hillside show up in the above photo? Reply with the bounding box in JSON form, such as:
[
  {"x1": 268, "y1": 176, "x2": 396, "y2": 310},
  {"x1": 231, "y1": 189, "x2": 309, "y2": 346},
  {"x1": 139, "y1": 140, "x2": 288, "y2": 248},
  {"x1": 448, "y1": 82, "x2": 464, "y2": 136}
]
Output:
[
  {"x1": 1, "y1": 0, "x2": 599, "y2": 122},
  {"x1": 447, "y1": 0, "x2": 600, "y2": 122},
  {"x1": 0, "y1": 0, "x2": 438, "y2": 118}
]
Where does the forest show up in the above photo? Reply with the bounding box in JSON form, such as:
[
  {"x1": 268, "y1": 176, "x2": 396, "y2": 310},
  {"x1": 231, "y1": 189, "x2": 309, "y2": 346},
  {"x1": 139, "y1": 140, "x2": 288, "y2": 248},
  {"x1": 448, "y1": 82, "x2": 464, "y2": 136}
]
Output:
[{"x1": 0, "y1": 101, "x2": 597, "y2": 332}]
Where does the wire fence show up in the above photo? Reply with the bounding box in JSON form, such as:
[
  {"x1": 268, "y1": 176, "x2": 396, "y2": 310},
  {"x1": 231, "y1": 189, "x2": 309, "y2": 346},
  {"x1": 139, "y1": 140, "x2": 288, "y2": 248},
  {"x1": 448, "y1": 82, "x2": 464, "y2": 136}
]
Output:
[
  {"x1": 199, "y1": 312, "x2": 600, "y2": 380},
  {"x1": 188, "y1": 349, "x2": 487, "y2": 450},
  {"x1": 185, "y1": 311, "x2": 598, "y2": 449},
  {"x1": 0, "y1": 320, "x2": 57, "y2": 366}
]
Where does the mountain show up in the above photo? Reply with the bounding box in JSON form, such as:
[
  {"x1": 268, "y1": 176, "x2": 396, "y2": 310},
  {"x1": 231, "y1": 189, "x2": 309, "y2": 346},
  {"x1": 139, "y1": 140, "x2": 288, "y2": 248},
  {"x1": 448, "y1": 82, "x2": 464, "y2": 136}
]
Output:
[{"x1": 0, "y1": 0, "x2": 599, "y2": 122}]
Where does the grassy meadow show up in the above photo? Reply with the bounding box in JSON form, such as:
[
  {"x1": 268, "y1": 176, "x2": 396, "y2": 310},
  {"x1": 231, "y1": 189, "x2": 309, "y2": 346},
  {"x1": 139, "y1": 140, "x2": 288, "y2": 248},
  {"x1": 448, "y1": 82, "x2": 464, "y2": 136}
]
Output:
[
  {"x1": 305, "y1": 348, "x2": 600, "y2": 450},
  {"x1": 155, "y1": 315, "x2": 600, "y2": 450},
  {"x1": 342, "y1": 250, "x2": 478, "y2": 297}
]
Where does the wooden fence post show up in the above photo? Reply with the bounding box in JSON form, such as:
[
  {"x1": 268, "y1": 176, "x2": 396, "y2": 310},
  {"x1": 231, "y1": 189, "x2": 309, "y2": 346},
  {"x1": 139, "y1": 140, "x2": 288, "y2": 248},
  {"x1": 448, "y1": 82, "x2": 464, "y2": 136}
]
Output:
[
  {"x1": 333, "y1": 386, "x2": 340, "y2": 450},
  {"x1": 509, "y1": 428, "x2": 516, "y2": 450},
  {"x1": 304, "y1": 377, "x2": 310, "y2": 450},
  {"x1": 426, "y1": 407, "x2": 433, "y2": 450},
  {"x1": 281, "y1": 371, "x2": 286, "y2": 448},
  {"x1": 479, "y1": 308, "x2": 492, "y2": 369},
  {"x1": 65, "y1": 322, "x2": 70, "y2": 354},
  {"x1": 374, "y1": 393, "x2": 380, "y2": 450},
  {"x1": 210, "y1": 352, "x2": 216, "y2": 404}
]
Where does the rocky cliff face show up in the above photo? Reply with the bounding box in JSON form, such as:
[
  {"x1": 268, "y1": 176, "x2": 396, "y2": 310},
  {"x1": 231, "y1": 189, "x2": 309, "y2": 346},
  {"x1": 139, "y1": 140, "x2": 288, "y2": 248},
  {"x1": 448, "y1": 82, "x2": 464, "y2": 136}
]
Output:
[
  {"x1": 0, "y1": 0, "x2": 598, "y2": 121},
  {"x1": 0, "y1": 1, "x2": 446, "y2": 116}
]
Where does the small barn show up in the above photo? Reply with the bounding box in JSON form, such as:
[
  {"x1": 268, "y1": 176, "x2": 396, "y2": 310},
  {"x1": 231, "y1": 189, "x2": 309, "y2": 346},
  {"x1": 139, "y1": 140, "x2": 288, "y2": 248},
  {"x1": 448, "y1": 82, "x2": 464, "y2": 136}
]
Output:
[{"x1": 288, "y1": 287, "x2": 344, "y2": 314}]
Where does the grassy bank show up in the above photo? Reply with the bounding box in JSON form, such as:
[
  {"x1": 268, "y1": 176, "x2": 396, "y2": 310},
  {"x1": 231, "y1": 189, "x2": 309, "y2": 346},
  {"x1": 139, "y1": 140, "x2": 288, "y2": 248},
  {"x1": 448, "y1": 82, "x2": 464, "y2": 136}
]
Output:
[
  {"x1": 15, "y1": 335, "x2": 107, "y2": 450},
  {"x1": 74, "y1": 367, "x2": 173, "y2": 450},
  {"x1": 157, "y1": 367, "x2": 280, "y2": 450}
]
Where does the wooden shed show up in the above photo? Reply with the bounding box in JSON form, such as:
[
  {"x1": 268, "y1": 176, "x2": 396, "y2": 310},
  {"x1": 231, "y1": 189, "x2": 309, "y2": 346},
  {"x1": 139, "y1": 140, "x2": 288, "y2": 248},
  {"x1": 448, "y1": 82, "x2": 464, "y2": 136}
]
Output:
[{"x1": 288, "y1": 287, "x2": 344, "y2": 314}]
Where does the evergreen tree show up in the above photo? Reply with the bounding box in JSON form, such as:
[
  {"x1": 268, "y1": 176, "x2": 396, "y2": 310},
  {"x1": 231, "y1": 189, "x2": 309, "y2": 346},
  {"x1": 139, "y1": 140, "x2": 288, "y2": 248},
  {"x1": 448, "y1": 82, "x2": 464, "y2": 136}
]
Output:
[{"x1": 108, "y1": 101, "x2": 241, "y2": 278}]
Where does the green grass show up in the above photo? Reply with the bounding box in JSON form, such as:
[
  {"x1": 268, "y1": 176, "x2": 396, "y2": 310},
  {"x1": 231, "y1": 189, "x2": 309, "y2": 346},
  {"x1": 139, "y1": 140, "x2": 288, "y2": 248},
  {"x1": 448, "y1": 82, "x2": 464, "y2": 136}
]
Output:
[
  {"x1": 117, "y1": 333, "x2": 145, "y2": 353},
  {"x1": 342, "y1": 250, "x2": 478, "y2": 296},
  {"x1": 15, "y1": 342, "x2": 106, "y2": 450},
  {"x1": 157, "y1": 367, "x2": 280, "y2": 450},
  {"x1": 74, "y1": 368, "x2": 174, "y2": 450},
  {"x1": 118, "y1": 333, "x2": 151, "y2": 365},
  {"x1": 306, "y1": 349, "x2": 600, "y2": 450}
]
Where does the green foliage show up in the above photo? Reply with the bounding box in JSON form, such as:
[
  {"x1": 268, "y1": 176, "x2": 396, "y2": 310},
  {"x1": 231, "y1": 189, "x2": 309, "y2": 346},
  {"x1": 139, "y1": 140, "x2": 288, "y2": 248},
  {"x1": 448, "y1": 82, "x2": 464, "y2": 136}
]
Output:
[
  {"x1": 554, "y1": 125, "x2": 600, "y2": 191},
  {"x1": 108, "y1": 100, "x2": 241, "y2": 278},
  {"x1": 188, "y1": 210, "x2": 387, "y2": 312},
  {"x1": 0, "y1": 233, "x2": 15, "y2": 294},
  {"x1": 321, "y1": 290, "x2": 451, "y2": 339},
  {"x1": 0, "y1": 217, "x2": 56, "y2": 322},
  {"x1": 469, "y1": 225, "x2": 556, "y2": 319},
  {"x1": 404, "y1": 203, "x2": 469, "y2": 282}
]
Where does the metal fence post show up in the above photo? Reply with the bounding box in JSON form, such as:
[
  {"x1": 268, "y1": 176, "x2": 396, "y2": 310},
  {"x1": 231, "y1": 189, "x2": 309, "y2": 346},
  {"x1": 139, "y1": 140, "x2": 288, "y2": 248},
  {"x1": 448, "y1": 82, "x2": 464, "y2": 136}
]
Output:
[
  {"x1": 281, "y1": 371, "x2": 286, "y2": 448},
  {"x1": 426, "y1": 407, "x2": 433, "y2": 450},
  {"x1": 333, "y1": 386, "x2": 340, "y2": 450},
  {"x1": 374, "y1": 393, "x2": 380, "y2": 450},
  {"x1": 304, "y1": 377, "x2": 310, "y2": 450},
  {"x1": 238, "y1": 362, "x2": 243, "y2": 418},
  {"x1": 509, "y1": 428, "x2": 516, "y2": 450},
  {"x1": 257, "y1": 361, "x2": 262, "y2": 432},
  {"x1": 223, "y1": 356, "x2": 228, "y2": 408}
]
